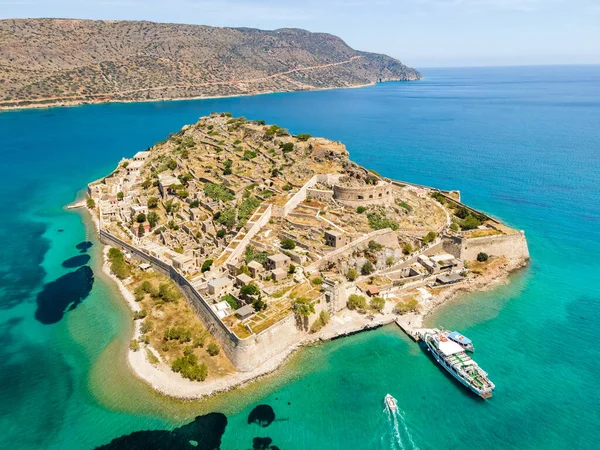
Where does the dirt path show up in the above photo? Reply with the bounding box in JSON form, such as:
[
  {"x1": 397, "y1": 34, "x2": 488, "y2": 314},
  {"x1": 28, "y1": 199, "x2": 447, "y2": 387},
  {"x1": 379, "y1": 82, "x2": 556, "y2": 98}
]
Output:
[{"x1": 1, "y1": 56, "x2": 362, "y2": 107}]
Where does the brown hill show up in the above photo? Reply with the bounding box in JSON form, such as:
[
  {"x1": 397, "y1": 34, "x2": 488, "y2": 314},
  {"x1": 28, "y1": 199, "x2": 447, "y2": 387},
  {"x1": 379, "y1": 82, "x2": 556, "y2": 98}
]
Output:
[{"x1": 0, "y1": 19, "x2": 421, "y2": 109}]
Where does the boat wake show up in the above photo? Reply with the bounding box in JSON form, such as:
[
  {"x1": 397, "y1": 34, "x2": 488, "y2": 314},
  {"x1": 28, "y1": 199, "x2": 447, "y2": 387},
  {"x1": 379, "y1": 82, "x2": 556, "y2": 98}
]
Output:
[{"x1": 384, "y1": 407, "x2": 418, "y2": 450}]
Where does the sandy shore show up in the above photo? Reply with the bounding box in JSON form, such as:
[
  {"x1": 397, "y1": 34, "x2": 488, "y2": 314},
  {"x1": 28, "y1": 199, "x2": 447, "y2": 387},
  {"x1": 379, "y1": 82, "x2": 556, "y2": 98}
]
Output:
[{"x1": 0, "y1": 82, "x2": 376, "y2": 113}]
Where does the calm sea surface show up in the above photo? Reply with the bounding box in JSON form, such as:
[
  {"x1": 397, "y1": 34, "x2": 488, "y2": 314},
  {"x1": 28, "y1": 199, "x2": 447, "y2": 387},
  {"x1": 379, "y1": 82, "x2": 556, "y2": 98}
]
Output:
[{"x1": 0, "y1": 66, "x2": 599, "y2": 449}]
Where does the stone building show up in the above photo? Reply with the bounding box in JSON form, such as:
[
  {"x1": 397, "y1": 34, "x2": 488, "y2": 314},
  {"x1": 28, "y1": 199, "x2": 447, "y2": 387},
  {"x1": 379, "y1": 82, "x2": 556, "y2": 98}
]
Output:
[
  {"x1": 332, "y1": 181, "x2": 393, "y2": 206},
  {"x1": 266, "y1": 253, "x2": 291, "y2": 271}
]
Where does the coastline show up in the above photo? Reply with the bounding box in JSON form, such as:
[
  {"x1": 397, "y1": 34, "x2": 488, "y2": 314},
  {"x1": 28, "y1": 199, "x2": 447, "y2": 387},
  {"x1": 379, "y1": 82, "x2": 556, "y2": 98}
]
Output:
[
  {"x1": 85, "y1": 194, "x2": 527, "y2": 399},
  {"x1": 0, "y1": 81, "x2": 379, "y2": 113}
]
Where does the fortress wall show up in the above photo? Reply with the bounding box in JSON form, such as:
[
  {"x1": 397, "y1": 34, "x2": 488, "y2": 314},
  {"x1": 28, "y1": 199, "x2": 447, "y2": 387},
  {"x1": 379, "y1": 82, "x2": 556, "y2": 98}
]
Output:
[
  {"x1": 332, "y1": 182, "x2": 393, "y2": 206},
  {"x1": 274, "y1": 175, "x2": 318, "y2": 217},
  {"x1": 307, "y1": 188, "x2": 334, "y2": 201},
  {"x1": 460, "y1": 232, "x2": 530, "y2": 262},
  {"x1": 100, "y1": 229, "x2": 302, "y2": 372}
]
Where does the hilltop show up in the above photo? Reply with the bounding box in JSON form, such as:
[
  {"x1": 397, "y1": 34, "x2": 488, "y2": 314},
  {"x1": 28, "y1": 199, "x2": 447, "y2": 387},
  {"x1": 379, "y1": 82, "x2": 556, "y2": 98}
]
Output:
[{"x1": 0, "y1": 19, "x2": 421, "y2": 109}]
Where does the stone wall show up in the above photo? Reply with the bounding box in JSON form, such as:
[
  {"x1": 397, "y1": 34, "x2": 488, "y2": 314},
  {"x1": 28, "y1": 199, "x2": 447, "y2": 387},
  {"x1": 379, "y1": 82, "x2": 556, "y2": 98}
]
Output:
[
  {"x1": 272, "y1": 175, "x2": 318, "y2": 217},
  {"x1": 459, "y1": 231, "x2": 530, "y2": 262},
  {"x1": 99, "y1": 229, "x2": 310, "y2": 372},
  {"x1": 332, "y1": 182, "x2": 393, "y2": 206},
  {"x1": 306, "y1": 188, "x2": 334, "y2": 201}
]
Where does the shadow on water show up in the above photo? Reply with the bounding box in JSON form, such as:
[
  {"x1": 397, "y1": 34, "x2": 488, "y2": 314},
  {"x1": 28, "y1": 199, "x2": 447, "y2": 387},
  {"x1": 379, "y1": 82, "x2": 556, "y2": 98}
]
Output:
[
  {"x1": 35, "y1": 265, "x2": 94, "y2": 324},
  {"x1": 247, "y1": 405, "x2": 275, "y2": 427},
  {"x1": 96, "y1": 413, "x2": 227, "y2": 450},
  {"x1": 252, "y1": 437, "x2": 280, "y2": 450},
  {"x1": 248, "y1": 405, "x2": 280, "y2": 450},
  {"x1": 76, "y1": 241, "x2": 93, "y2": 253},
  {"x1": 62, "y1": 254, "x2": 91, "y2": 268},
  {"x1": 0, "y1": 219, "x2": 48, "y2": 310}
]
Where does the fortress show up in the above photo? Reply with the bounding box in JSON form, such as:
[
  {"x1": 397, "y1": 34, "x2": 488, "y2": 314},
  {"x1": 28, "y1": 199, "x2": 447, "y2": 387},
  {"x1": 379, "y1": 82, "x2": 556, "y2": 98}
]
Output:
[{"x1": 88, "y1": 114, "x2": 529, "y2": 375}]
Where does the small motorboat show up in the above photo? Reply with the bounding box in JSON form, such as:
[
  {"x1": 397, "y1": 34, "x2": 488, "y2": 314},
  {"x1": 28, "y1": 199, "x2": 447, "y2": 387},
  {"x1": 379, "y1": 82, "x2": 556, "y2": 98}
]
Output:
[{"x1": 384, "y1": 394, "x2": 398, "y2": 412}]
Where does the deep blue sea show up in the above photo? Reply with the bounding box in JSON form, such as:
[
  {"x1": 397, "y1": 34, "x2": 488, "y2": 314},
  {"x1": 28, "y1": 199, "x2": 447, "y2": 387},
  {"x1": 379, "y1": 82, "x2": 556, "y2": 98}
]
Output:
[{"x1": 1, "y1": 65, "x2": 599, "y2": 449}]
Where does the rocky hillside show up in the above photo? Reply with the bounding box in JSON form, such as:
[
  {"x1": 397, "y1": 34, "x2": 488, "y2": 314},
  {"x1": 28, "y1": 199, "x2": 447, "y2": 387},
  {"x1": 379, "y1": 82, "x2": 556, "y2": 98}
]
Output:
[{"x1": 0, "y1": 19, "x2": 421, "y2": 109}]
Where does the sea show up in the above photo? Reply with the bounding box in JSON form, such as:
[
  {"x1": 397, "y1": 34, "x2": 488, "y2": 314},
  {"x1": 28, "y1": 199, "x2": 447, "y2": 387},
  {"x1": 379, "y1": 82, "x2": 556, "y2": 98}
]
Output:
[{"x1": 0, "y1": 65, "x2": 599, "y2": 450}]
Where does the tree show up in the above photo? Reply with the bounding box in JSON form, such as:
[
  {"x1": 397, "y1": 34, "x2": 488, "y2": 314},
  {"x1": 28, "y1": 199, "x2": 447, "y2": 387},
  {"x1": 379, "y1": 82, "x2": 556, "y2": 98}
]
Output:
[
  {"x1": 147, "y1": 197, "x2": 159, "y2": 208},
  {"x1": 201, "y1": 259, "x2": 214, "y2": 273},
  {"x1": 280, "y1": 142, "x2": 294, "y2": 153},
  {"x1": 370, "y1": 297, "x2": 386, "y2": 313},
  {"x1": 281, "y1": 238, "x2": 296, "y2": 250},
  {"x1": 137, "y1": 223, "x2": 145, "y2": 237},
  {"x1": 117, "y1": 191, "x2": 124, "y2": 201},
  {"x1": 207, "y1": 343, "x2": 220, "y2": 356},
  {"x1": 164, "y1": 199, "x2": 179, "y2": 215},
  {"x1": 252, "y1": 298, "x2": 267, "y2": 312},
  {"x1": 348, "y1": 294, "x2": 367, "y2": 311},
  {"x1": 361, "y1": 261, "x2": 374, "y2": 275},
  {"x1": 346, "y1": 268, "x2": 358, "y2": 281},
  {"x1": 216, "y1": 229, "x2": 226, "y2": 238},
  {"x1": 293, "y1": 297, "x2": 315, "y2": 317},
  {"x1": 288, "y1": 263, "x2": 296, "y2": 275},
  {"x1": 477, "y1": 252, "x2": 489, "y2": 262},
  {"x1": 423, "y1": 231, "x2": 437, "y2": 244},
  {"x1": 450, "y1": 222, "x2": 460, "y2": 232},
  {"x1": 461, "y1": 215, "x2": 482, "y2": 230},
  {"x1": 136, "y1": 213, "x2": 146, "y2": 223},
  {"x1": 147, "y1": 211, "x2": 159, "y2": 228},
  {"x1": 240, "y1": 284, "x2": 260, "y2": 299}
]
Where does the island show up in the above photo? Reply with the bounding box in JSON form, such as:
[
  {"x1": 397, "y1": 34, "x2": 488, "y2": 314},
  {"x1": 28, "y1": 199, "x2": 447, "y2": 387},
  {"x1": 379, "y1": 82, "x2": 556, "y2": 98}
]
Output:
[
  {"x1": 85, "y1": 113, "x2": 529, "y2": 398},
  {"x1": 0, "y1": 19, "x2": 420, "y2": 111}
]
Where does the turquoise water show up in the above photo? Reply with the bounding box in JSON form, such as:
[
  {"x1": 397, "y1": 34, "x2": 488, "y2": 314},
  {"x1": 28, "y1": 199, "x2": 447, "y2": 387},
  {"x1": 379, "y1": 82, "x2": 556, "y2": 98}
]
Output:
[{"x1": 1, "y1": 65, "x2": 599, "y2": 449}]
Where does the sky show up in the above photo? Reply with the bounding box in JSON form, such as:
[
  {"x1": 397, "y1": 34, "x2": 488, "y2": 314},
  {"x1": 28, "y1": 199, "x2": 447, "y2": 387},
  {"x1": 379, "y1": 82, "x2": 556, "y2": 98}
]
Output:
[{"x1": 2, "y1": 0, "x2": 599, "y2": 67}]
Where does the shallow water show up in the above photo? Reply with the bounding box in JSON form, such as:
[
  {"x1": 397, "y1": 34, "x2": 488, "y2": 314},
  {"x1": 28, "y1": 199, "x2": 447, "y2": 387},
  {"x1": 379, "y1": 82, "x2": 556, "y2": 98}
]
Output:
[{"x1": 0, "y1": 65, "x2": 599, "y2": 449}]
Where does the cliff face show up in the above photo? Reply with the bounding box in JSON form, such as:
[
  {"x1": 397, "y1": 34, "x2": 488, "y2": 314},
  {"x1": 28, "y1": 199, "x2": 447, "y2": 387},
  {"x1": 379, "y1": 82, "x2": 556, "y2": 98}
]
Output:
[{"x1": 0, "y1": 19, "x2": 421, "y2": 109}]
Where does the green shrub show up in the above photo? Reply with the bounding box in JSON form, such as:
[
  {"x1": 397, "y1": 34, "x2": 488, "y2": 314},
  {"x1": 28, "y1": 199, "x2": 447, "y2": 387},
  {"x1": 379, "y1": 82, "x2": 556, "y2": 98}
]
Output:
[
  {"x1": 356, "y1": 206, "x2": 366, "y2": 214},
  {"x1": 280, "y1": 142, "x2": 294, "y2": 153},
  {"x1": 140, "y1": 320, "x2": 153, "y2": 334},
  {"x1": 394, "y1": 297, "x2": 420, "y2": 314},
  {"x1": 311, "y1": 277, "x2": 323, "y2": 286},
  {"x1": 204, "y1": 182, "x2": 234, "y2": 201},
  {"x1": 216, "y1": 229, "x2": 226, "y2": 238},
  {"x1": 361, "y1": 261, "x2": 374, "y2": 275},
  {"x1": 171, "y1": 354, "x2": 208, "y2": 381},
  {"x1": 296, "y1": 133, "x2": 312, "y2": 141},
  {"x1": 281, "y1": 238, "x2": 296, "y2": 250},
  {"x1": 423, "y1": 231, "x2": 437, "y2": 244},
  {"x1": 222, "y1": 294, "x2": 239, "y2": 310},
  {"x1": 367, "y1": 212, "x2": 398, "y2": 231},
  {"x1": 477, "y1": 252, "x2": 489, "y2": 262},
  {"x1": 461, "y1": 215, "x2": 482, "y2": 230},
  {"x1": 348, "y1": 294, "x2": 367, "y2": 311},
  {"x1": 207, "y1": 343, "x2": 220, "y2": 356},
  {"x1": 346, "y1": 268, "x2": 358, "y2": 281},
  {"x1": 201, "y1": 259, "x2": 214, "y2": 273},
  {"x1": 129, "y1": 339, "x2": 140, "y2": 351},
  {"x1": 164, "y1": 327, "x2": 192, "y2": 342},
  {"x1": 402, "y1": 243, "x2": 413, "y2": 255},
  {"x1": 86, "y1": 198, "x2": 95, "y2": 209},
  {"x1": 370, "y1": 297, "x2": 386, "y2": 313}
]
